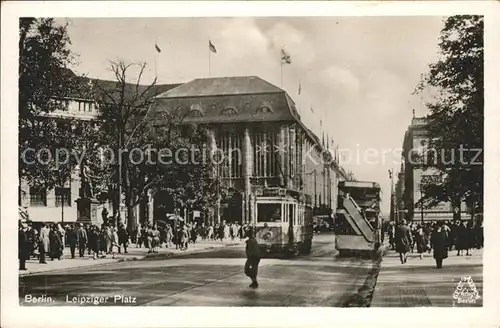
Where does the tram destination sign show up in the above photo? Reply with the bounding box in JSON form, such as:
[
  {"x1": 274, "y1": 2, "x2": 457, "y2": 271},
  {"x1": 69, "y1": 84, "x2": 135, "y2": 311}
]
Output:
[{"x1": 342, "y1": 181, "x2": 378, "y2": 189}]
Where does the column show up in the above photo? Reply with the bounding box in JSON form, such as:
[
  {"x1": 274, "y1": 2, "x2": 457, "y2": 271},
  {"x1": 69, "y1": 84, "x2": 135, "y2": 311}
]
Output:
[
  {"x1": 208, "y1": 128, "x2": 220, "y2": 224},
  {"x1": 288, "y1": 125, "x2": 296, "y2": 189},
  {"x1": 243, "y1": 126, "x2": 252, "y2": 224},
  {"x1": 147, "y1": 189, "x2": 155, "y2": 226},
  {"x1": 281, "y1": 125, "x2": 289, "y2": 187}
]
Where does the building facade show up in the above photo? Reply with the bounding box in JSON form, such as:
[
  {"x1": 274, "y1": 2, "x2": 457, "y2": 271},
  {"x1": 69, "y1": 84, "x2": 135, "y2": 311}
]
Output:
[
  {"x1": 20, "y1": 73, "x2": 345, "y2": 227},
  {"x1": 19, "y1": 71, "x2": 180, "y2": 225},
  {"x1": 148, "y1": 76, "x2": 343, "y2": 225},
  {"x1": 400, "y1": 117, "x2": 469, "y2": 222}
]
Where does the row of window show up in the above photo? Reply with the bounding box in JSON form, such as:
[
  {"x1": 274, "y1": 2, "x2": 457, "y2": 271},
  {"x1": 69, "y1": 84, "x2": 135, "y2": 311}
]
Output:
[
  {"x1": 28, "y1": 187, "x2": 71, "y2": 207},
  {"x1": 54, "y1": 99, "x2": 96, "y2": 113},
  {"x1": 185, "y1": 104, "x2": 272, "y2": 118},
  {"x1": 256, "y1": 202, "x2": 305, "y2": 226}
]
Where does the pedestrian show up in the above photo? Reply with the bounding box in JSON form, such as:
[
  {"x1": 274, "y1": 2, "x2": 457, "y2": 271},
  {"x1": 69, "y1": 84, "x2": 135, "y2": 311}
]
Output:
[
  {"x1": 245, "y1": 227, "x2": 261, "y2": 289},
  {"x1": 415, "y1": 225, "x2": 428, "y2": 260},
  {"x1": 118, "y1": 224, "x2": 129, "y2": 254},
  {"x1": 67, "y1": 224, "x2": 78, "y2": 259},
  {"x1": 110, "y1": 227, "x2": 119, "y2": 259},
  {"x1": 394, "y1": 219, "x2": 412, "y2": 264},
  {"x1": 76, "y1": 223, "x2": 87, "y2": 258},
  {"x1": 89, "y1": 226, "x2": 101, "y2": 260},
  {"x1": 19, "y1": 223, "x2": 30, "y2": 270},
  {"x1": 38, "y1": 222, "x2": 50, "y2": 264},
  {"x1": 181, "y1": 225, "x2": 189, "y2": 251},
  {"x1": 431, "y1": 221, "x2": 448, "y2": 269},
  {"x1": 152, "y1": 224, "x2": 160, "y2": 253},
  {"x1": 455, "y1": 220, "x2": 470, "y2": 256},
  {"x1": 165, "y1": 224, "x2": 173, "y2": 247},
  {"x1": 49, "y1": 224, "x2": 63, "y2": 261}
]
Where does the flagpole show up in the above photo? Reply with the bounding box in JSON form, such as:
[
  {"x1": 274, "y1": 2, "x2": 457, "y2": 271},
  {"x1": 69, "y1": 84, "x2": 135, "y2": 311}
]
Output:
[
  {"x1": 154, "y1": 37, "x2": 158, "y2": 80},
  {"x1": 208, "y1": 45, "x2": 211, "y2": 77},
  {"x1": 280, "y1": 60, "x2": 283, "y2": 87}
]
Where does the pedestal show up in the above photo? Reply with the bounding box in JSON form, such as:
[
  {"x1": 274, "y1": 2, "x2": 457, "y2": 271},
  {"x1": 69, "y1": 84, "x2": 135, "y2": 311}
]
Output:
[{"x1": 75, "y1": 197, "x2": 102, "y2": 226}]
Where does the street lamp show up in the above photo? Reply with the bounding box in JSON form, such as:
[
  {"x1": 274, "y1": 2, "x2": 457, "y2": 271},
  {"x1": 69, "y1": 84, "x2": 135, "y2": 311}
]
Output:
[
  {"x1": 419, "y1": 186, "x2": 424, "y2": 224},
  {"x1": 388, "y1": 169, "x2": 395, "y2": 223}
]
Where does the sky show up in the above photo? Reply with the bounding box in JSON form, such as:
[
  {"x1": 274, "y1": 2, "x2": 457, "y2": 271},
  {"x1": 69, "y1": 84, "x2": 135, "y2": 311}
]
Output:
[{"x1": 60, "y1": 17, "x2": 446, "y2": 214}]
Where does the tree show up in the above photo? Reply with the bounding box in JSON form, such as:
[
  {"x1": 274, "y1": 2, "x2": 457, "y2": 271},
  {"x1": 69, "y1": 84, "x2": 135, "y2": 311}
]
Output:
[
  {"x1": 92, "y1": 60, "x2": 225, "y2": 230},
  {"x1": 19, "y1": 18, "x2": 92, "y2": 202},
  {"x1": 415, "y1": 15, "x2": 483, "y2": 218}
]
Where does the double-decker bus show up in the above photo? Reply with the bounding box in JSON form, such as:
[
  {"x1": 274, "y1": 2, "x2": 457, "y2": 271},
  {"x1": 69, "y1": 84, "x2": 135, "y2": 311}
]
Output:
[
  {"x1": 334, "y1": 181, "x2": 383, "y2": 256},
  {"x1": 251, "y1": 188, "x2": 314, "y2": 257}
]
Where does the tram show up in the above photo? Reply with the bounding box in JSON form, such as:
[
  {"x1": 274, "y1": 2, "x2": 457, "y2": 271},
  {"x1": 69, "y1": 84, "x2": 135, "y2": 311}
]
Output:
[
  {"x1": 251, "y1": 188, "x2": 314, "y2": 257},
  {"x1": 334, "y1": 181, "x2": 383, "y2": 256}
]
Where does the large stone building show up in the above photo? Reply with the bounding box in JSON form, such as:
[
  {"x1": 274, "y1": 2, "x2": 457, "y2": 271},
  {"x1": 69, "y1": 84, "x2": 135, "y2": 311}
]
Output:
[
  {"x1": 148, "y1": 76, "x2": 345, "y2": 225},
  {"x1": 398, "y1": 116, "x2": 470, "y2": 222},
  {"x1": 20, "y1": 73, "x2": 346, "y2": 226}
]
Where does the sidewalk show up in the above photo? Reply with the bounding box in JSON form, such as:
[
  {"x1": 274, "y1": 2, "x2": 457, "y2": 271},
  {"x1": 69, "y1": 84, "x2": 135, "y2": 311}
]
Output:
[
  {"x1": 371, "y1": 247, "x2": 483, "y2": 307},
  {"x1": 19, "y1": 239, "x2": 244, "y2": 276}
]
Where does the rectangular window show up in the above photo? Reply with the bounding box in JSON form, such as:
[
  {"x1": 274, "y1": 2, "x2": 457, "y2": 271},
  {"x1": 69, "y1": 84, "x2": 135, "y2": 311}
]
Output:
[
  {"x1": 257, "y1": 203, "x2": 282, "y2": 223},
  {"x1": 55, "y1": 187, "x2": 71, "y2": 207},
  {"x1": 29, "y1": 187, "x2": 47, "y2": 206}
]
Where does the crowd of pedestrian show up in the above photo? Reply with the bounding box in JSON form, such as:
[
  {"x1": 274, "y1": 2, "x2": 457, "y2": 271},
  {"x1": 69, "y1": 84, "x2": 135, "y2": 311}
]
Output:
[
  {"x1": 19, "y1": 218, "x2": 250, "y2": 270},
  {"x1": 387, "y1": 218, "x2": 483, "y2": 269},
  {"x1": 18, "y1": 220, "x2": 135, "y2": 270},
  {"x1": 132, "y1": 220, "x2": 253, "y2": 252}
]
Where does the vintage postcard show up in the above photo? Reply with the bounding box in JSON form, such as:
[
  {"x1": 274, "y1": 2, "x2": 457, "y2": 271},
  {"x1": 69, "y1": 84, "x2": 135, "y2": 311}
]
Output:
[{"x1": 2, "y1": 1, "x2": 500, "y2": 328}]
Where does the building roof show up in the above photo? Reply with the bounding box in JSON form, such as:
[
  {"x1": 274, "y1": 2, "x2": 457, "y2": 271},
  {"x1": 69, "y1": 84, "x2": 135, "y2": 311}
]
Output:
[
  {"x1": 156, "y1": 76, "x2": 284, "y2": 98},
  {"x1": 62, "y1": 69, "x2": 181, "y2": 102}
]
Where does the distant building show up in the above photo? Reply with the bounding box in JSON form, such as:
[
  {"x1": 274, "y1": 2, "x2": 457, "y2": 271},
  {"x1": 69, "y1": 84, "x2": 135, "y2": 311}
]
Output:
[
  {"x1": 400, "y1": 117, "x2": 469, "y2": 222},
  {"x1": 19, "y1": 70, "x2": 180, "y2": 224}
]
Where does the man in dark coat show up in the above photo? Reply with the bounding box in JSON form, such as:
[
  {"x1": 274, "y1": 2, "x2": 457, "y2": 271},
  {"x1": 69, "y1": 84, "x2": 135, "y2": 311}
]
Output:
[
  {"x1": 117, "y1": 224, "x2": 129, "y2": 254},
  {"x1": 66, "y1": 225, "x2": 78, "y2": 259},
  {"x1": 19, "y1": 223, "x2": 30, "y2": 270},
  {"x1": 431, "y1": 221, "x2": 448, "y2": 268},
  {"x1": 76, "y1": 223, "x2": 88, "y2": 258},
  {"x1": 245, "y1": 227, "x2": 261, "y2": 288},
  {"x1": 395, "y1": 219, "x2": 412, "y2": 264}
]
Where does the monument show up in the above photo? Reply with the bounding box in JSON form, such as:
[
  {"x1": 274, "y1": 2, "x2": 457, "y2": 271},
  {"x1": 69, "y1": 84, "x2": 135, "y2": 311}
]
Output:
[{"x1": 75, "y1": 161, "x2": 102, "y2": 226}]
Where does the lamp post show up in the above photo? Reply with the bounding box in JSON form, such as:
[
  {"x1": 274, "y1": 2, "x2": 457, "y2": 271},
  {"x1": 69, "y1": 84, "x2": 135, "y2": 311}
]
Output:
[
  {"x1": 388, "y1": 169, "x2": 394, "y2": 223},
  {"x1": 419, "y1": 186, "x2": 424, "y2": 224}
]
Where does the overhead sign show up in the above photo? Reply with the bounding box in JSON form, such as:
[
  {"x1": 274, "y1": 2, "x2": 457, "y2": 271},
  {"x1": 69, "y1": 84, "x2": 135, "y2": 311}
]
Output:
[{"x1": 342, "y1": 181, "x2": 377, "y2": 189}]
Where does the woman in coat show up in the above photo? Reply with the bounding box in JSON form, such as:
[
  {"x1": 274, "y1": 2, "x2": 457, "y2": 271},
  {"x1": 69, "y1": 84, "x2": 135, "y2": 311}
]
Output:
[
  {"x1": 395, "y1": 220, "x2": 412, "y2": 264},
  {"x1": 431, "y1": 221, "x2": 448, "y2": 269},
  {"x1": 415, "y1": 225, "x2": 428, "y2": 260},
  {"x1": 455, "y1": 220, "x2": 470, "y2": 256},
  {"x1": 49, "y1": 225, "x2": 63, "y2": 260},
  {"x1": 38, "y1": 223, "x2": 51, "y2": 264}
]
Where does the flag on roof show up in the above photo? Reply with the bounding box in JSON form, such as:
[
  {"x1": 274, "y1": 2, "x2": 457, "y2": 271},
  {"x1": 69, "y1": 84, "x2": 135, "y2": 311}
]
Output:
[
  {"x1": 155, "y1": 43, "x2": 161, "y2": 53},
  {"x1": 281, "y1": 49, "x2": 291, "y2": 64},
  {"x1": 209, "y1": 40, "x2": 217, "y2": 53}
]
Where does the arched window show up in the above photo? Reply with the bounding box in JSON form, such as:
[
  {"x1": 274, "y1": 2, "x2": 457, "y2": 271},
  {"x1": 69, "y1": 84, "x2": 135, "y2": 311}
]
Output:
[
  {"x1": 257, "y1": 106, "x2": 272, "y2": 114},
  {"x1": 189, "y1": 110, "x2": 203, "y2": 117},
  {"x1": 221, "y1": 107, "x2": 238, "y2": 116},
  {"x1": 189, "y1": 104, "x2": 203, "y2": 117}
]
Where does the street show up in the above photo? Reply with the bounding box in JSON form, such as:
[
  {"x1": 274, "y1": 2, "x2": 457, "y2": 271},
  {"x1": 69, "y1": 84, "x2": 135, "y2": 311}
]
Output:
[{"x1": 19, "y1": 233, "x2": 377, "y2": 306}]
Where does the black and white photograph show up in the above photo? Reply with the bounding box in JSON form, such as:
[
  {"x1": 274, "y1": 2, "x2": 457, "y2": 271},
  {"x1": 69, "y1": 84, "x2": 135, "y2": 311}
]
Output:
[{"x1": 2, "y1": 1, "x2": 500, "y2": 327}]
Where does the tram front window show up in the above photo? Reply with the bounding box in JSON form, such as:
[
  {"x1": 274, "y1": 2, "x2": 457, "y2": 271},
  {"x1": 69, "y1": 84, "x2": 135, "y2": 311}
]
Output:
[{"x1": 257, "y1": 203, "x2": 282, "y2": 223}]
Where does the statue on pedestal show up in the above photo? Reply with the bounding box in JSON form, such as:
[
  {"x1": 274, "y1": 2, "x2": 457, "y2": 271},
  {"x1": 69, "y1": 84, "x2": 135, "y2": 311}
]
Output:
[{"x1": 76, "y1": 159, "x2": 101, "y2": 225}]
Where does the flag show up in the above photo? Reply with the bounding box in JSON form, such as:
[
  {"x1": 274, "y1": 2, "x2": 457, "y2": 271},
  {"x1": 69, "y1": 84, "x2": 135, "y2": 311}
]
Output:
[
  {"x1": 209, "y1": 40, "x2": 217, "y2": 53},
  {"x1": 310, "y1": 106, "x2": 314, "y2": 113},
  {"x1": 298, "y1": 82, "x2": 301, "y2": 95},
  {"x1": 155, "y1": 43, "x2": 161, "y2": 53},
  {"x1": 281, "y1": 49, "x2": 291, "y2": 64}
]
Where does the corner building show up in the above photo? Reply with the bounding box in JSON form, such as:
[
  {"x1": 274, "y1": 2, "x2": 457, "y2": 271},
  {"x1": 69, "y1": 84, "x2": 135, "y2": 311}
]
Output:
[
  {"x1": 400, "y1": 117, "x2": 470, "y2": 222},
  {"x1": 150, "y1": 76, "x2": 343, "y2": 225}
]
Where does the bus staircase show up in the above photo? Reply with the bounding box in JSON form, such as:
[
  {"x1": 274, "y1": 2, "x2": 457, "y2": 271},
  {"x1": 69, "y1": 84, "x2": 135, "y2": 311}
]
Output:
[{"x1": 338, "y1": 195, "x2": 375, "y2": 243}]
